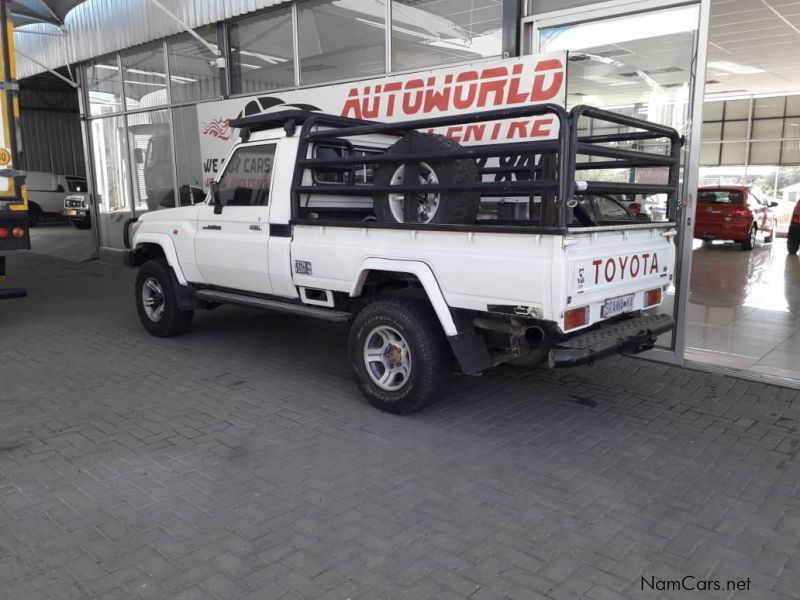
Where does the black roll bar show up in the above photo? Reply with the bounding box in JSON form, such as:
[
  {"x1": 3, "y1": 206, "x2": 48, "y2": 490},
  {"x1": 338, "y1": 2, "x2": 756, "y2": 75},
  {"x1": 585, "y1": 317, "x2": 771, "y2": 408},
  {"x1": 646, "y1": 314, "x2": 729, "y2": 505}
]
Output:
[{"x1": 276, "y1": 102, "x2": 683, "y2": 229}]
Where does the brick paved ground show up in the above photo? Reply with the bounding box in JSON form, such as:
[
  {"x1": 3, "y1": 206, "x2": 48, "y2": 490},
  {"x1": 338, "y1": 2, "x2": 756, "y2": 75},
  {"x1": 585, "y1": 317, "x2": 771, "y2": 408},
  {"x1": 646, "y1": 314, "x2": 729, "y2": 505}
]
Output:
[{"x1": 1, "y1": 252, "x2": 799, "y2": 600}]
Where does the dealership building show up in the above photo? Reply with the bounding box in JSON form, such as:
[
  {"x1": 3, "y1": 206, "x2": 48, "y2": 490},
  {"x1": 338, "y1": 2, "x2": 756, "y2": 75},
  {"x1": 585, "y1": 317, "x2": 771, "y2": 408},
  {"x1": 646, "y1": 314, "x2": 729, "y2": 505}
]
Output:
[{"x1": 10, "y1": 0, "x2": 800, "y2": 386}]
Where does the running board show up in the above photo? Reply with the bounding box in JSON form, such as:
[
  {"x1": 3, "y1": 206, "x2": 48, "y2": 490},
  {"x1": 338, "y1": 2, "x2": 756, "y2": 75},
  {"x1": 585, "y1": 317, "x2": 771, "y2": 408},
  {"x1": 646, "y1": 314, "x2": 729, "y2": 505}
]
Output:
[{"x1": 194, "y1": 289, "x2": 352, "y2": 322}]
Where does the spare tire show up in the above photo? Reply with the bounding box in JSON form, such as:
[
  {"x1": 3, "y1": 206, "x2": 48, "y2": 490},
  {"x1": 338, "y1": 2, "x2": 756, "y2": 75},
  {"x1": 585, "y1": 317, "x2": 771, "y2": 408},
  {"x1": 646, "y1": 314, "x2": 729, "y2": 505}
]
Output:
[{"x1": 373, "y1": 131, "x2": 479, "y2": 224}]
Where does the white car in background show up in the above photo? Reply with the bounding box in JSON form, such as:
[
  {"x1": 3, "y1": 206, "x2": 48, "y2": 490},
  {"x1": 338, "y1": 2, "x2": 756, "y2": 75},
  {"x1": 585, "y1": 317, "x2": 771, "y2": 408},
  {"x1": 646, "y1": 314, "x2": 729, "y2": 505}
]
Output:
[
  {"x1": 774, "y1": 197, "x2": 797, "y2": 237},
  {"x1": 25, "y1": 171, "x2": 87, "y2": 227}
]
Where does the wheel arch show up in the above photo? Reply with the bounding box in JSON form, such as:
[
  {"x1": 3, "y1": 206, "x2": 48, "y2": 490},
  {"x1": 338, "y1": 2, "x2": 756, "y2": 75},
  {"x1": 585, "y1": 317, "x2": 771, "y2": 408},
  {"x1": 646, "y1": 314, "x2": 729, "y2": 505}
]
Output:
[
  {"x1": 350, "y1": 259, "x2": 458, "y2": 336},
  {"x1": 131, "y1": 233, "x2": 188, "y2": 285}
]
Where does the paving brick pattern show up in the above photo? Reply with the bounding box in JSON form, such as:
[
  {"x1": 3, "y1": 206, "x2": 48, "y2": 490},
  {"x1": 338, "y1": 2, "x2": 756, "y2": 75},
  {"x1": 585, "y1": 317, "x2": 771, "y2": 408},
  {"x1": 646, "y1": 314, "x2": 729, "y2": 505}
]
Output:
[{"x1": 0, "y1": 252, "x2": 799, "y2": 599}]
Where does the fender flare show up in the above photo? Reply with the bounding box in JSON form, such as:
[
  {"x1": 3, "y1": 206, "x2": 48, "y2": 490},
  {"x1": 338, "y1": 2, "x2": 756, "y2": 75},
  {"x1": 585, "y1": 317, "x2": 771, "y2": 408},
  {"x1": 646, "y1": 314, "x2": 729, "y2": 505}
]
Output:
[
  {"x1": 133, "y1": 233, "x2": 188, "y2": 286},
  {"x1": 351, "y1": 258, "x2": 458, "y2": 336}
]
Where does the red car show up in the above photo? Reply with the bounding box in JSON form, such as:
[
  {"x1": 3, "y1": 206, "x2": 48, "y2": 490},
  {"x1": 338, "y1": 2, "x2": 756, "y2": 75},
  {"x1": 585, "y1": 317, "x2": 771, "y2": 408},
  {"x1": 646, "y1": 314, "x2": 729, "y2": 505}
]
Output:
[
  {"x1": 695, "y1": 186, "x2": 778, "y2": 251},
  {"x1": 789, "y1": 200, "x2": 799, "y2": 255}
]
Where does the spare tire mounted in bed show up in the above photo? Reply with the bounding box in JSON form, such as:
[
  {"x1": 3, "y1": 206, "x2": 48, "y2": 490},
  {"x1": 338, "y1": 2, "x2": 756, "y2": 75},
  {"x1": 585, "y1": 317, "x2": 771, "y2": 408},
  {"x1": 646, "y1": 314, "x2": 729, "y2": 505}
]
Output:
[{"x1": 373, "y1": 131, "x2": 480, "y2": 225}]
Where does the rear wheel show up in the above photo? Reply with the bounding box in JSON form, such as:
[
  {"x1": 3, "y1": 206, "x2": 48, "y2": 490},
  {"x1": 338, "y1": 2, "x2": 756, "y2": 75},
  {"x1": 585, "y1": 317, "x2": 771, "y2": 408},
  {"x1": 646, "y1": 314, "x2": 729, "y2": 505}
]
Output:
[
  {"x1": 373, "y1": 132, "x2": 479, "y2": 225},
  {"x1": 135, "y1": 258, "x2": 193, "y2": 337},
  {"x1": 741, "y1": 225, "x2": 757, "y2": 251},
  {"x1": 27, "y1": 203, "x2": 41, "y2": 228},
  {"x1": 348, "y1": 299, "x2": 450, "y2": 414},
  {"x1": 789, "y1": 236, "x2": 799, "y2": 255}
]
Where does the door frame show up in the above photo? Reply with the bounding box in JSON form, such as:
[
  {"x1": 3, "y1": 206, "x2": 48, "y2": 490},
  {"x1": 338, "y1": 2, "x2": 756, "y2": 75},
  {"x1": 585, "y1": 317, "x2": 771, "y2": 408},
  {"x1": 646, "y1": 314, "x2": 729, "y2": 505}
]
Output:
[{"x1": 520, "y1": 0, "x2": 711, "y2": 366}]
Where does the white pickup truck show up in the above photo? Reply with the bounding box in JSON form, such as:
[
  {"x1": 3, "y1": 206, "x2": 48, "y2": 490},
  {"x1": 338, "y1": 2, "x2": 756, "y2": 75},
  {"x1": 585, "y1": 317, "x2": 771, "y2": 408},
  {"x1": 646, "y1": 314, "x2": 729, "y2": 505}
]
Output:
[{"x1": 124, "y1": 104, "x2": 681, "y2": 414}]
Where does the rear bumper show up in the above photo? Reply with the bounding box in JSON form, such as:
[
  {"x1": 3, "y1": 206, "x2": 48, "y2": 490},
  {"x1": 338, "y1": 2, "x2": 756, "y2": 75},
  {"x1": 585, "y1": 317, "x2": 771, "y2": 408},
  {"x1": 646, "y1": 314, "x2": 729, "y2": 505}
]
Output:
[
  {"x1": 0, "y1": 210, "x2": 31, "y2": 252},
  {"x1": 0, "y1": 287, "x2": 26, "y2": 300},
  {"x1": 548, "y1": 313, "x2": 674, "y2": 368},
  {"x1": 693, "y1": 221, "x2": 750, "y2": 241}
]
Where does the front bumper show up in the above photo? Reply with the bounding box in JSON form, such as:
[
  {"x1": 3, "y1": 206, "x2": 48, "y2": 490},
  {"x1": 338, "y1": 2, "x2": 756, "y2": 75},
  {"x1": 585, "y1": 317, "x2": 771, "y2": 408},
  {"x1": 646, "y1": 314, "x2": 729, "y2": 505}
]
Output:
[
  {"x1": 548, "y1": 313, "x2": 674, "y2": 368},
  {"x1": 122, "y1": 249, "x2": 136, "y2": 267},
  {"x1": 62, "y1": 208, "x2": 89, "y2": 219}
]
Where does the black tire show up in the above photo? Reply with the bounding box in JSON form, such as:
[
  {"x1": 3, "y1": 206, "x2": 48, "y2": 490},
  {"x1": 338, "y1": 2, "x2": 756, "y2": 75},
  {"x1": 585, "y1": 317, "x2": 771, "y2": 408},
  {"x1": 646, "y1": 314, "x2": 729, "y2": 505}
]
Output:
[
  {"x1": 348, "y1": 298, "x2": 450, "y2": 414},
  {"x1": 789, "y1": 237, "x2": 799, "y2": 255},
  {"x1": 27, "y1": 204, "x2": 41, "y2": 228},
  {"x1": 373, "y1": 132, "x2": 479, "y2": 224},
  {"x1": 72, "y1": 218, "x2": 91, "y2": 230},
  {"x1": 741, "y1": 225, "x2": 756, "y2": 251},
  {"x1": 135, "y1": 258, "x2": 193, "y2": 337}
]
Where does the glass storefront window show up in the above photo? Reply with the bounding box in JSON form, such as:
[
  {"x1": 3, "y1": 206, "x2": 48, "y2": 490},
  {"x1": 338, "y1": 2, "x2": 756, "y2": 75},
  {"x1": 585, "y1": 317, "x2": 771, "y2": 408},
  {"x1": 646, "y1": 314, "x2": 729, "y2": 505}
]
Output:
[
  {"x1": 85, "y1": 56, "x2": 124, "y2": 116},
  {"x1": 229, "y1": 7, "x2": 295, "y2": 94},
  {"x1": 536, "y1": 3, "x2": 703, "y2": 352},
  {"x1": 391, "y1": 0, "x2": 501, "y2": 71},
  {"x1": 173, "y1": 105, "x2": 207, "y2": 205},
  {"x1": 168, "y1": 27, "x2": 222, "y2": 104},
  {"x1": 91, "y1": 116, "x2": 132, "y2": 249},
  {"x1": 127, "y1": 109, "x2": 176, "y2": 214},
  {"x1": 122, "y1": 42, "x2": 168, "y2": 111},
  {"x1": 298, "y1": 0, "x2": 386, "y2": 85}
]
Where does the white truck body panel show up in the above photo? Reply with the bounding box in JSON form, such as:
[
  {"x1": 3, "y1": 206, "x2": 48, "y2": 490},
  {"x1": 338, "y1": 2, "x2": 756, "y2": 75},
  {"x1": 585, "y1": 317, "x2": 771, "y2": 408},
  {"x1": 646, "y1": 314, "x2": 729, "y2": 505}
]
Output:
[{"x1": 131, "y1": 119, "x2": 678, "y2": 335}]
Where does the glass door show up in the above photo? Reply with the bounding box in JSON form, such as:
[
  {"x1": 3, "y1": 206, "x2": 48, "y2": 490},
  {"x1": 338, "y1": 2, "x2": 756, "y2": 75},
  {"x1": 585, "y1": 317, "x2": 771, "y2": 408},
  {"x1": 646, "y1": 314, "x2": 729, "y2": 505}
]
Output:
[{"x1": 522, "y1": 0, "x2": 711, "y2": 364}]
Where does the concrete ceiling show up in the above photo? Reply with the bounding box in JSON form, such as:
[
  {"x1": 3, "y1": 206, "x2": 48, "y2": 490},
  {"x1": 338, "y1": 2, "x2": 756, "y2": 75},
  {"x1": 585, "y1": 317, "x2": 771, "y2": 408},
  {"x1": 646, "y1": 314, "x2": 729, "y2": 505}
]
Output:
[{"x1": 708, "y1": 0, "x2": 800, "y2": 97}]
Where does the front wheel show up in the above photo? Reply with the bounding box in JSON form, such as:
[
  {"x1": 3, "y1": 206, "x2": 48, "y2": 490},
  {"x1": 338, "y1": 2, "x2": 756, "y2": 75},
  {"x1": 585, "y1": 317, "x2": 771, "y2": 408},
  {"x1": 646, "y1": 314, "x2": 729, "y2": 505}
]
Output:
[
  {"x1": 348, "y1": 299, "x2": 451, "y2": 414},
  {"x1": 135, "y1": 258, "x2": 193, "y2": 337},
  {"x1": 741, "y1": 225, "x2": 757, "y2": 251},
  {"x1": 72, "y1": 217, "x2": 91, "y2": 230}
]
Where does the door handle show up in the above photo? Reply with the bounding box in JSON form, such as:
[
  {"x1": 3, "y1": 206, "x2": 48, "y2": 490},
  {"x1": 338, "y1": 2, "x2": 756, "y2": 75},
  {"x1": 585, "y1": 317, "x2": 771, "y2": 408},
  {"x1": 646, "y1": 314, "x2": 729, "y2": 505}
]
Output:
[{"x1": 202, "y1": 225, "x2": 222, "y2": 231}]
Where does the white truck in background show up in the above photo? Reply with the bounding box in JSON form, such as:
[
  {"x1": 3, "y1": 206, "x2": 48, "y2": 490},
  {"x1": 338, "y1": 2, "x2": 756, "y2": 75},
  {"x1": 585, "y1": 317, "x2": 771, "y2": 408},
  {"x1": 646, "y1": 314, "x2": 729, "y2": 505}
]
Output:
[
  {"x1": 124, "y1": 103, "x2": 681, "y2": 414},
  {"x1": 25, "y1": 171, "x2": 87, "y2": 227}
]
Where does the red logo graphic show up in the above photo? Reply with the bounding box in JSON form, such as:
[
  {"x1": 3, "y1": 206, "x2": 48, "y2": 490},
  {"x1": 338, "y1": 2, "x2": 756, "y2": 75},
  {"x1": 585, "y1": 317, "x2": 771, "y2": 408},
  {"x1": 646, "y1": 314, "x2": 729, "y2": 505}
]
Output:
[
  {"x1": 202, "y1": 118, "x2": 231, "y2": 141},
  {"x1": 592, "y1": 253, "x2": 660, "y2": 284}
]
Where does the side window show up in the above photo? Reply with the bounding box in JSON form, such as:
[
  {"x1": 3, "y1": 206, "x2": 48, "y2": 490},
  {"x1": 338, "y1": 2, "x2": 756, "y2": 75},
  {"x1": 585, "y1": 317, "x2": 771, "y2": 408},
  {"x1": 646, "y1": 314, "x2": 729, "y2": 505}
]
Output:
[
  {"x1": 594, "y1": 196, "x2": 633, "y2": 221},
  {"x1": 217, "y1": 143, "x2": 277, "y2": 206},
  {"x1": 314, "y1": 145, "x2": 349, "y2": 184},
  {"x1": 354, "y1": 149, "x2": 380, "y2": 184},
  {"x1": 313, "y1": 145, "x2": 380, "y2": 185},
  {"x1": 67, "y1": 178, "x2": 87, "y2": 193}
]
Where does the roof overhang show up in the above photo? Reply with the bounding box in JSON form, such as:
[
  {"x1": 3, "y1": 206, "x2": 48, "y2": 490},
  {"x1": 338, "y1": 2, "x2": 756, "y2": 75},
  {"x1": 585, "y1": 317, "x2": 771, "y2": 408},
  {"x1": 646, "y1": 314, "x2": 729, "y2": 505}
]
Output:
[{"x1": 9, "y1": 1, "x2": 86, "y2": 27}]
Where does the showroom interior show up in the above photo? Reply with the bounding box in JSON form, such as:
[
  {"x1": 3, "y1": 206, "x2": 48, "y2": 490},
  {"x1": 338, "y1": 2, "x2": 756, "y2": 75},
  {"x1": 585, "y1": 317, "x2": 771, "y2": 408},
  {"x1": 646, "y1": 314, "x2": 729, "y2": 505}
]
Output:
[{"x1": 9, "y1": 0, "x2": 800, "y2": 387}]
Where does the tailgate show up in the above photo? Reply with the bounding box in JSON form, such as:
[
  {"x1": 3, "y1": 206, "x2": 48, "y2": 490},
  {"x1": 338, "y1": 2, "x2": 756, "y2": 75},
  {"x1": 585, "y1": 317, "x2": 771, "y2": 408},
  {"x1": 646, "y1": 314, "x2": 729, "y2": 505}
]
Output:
[{"x1": 557, "y1": 224, "x2": 676, "y2": 332}]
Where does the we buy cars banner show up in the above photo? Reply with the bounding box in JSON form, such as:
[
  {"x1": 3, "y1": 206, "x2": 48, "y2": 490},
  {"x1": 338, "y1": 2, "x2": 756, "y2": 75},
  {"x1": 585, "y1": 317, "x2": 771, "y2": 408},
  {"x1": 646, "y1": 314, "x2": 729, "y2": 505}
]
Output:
[{"x1": 196, "y1": 52, "x2": 567, "y2": 188}]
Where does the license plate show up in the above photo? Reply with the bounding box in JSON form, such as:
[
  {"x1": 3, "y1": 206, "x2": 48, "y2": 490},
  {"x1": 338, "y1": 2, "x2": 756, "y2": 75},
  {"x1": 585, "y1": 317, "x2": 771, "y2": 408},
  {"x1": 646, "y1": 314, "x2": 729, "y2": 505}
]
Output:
[
  {"x1": 602, "y1": 294, "x2": 634, "y2": 318},
  {"x1": 63, "y1": 209, "x2": 77, "y2": 216}
]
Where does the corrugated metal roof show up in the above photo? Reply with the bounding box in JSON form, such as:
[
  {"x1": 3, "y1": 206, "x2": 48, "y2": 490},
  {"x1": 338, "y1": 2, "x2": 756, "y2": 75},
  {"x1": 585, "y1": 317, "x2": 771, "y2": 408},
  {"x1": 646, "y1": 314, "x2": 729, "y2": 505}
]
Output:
[{"x1": 14, "y1": 0, "x2": 290, "y2": 79}]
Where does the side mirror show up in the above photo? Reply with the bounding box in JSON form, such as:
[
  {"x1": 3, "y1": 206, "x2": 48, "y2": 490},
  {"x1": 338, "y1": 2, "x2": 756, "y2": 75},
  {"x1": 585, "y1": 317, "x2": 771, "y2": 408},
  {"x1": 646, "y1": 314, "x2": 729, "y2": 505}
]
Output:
[
  {"x1": 211, "y1": 181, "x2": 223, "y2": 214},
  {"x1": 770, "y1": 201, "x2": 779, "y2": 208}
]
